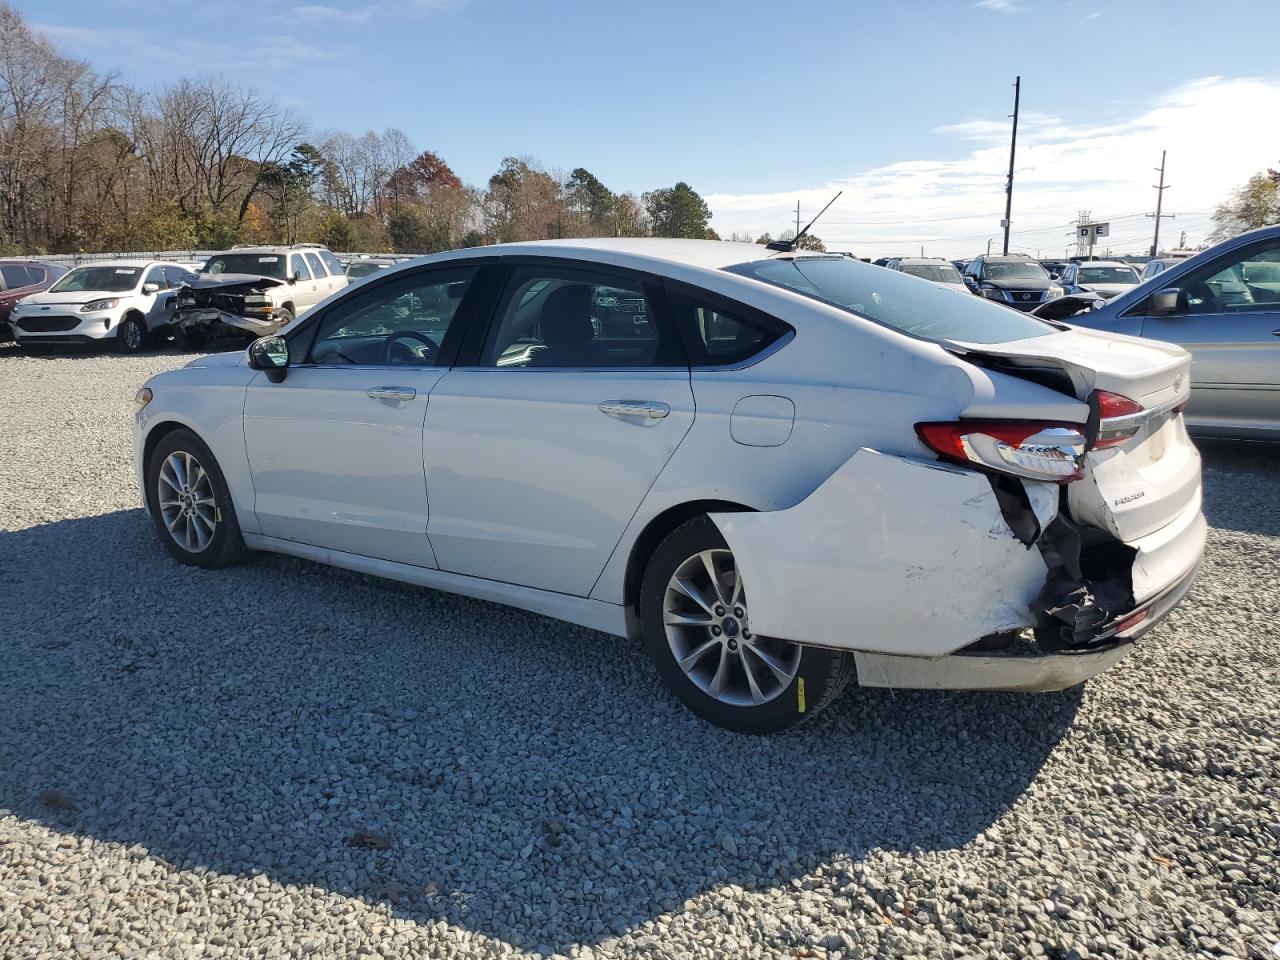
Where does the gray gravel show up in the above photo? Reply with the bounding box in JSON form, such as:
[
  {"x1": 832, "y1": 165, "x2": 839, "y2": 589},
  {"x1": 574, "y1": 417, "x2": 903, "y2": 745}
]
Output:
[{"x1": 1, "y1": 344, "x2": 1277, "y2": 960}]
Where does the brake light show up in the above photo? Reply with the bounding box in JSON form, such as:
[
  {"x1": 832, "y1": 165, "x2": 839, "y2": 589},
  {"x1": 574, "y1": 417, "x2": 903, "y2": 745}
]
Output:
[
  {"x1": 1090, "y1": 390, "x2": 1144, "y2": 449},
  {"x1": 915, "y1": 420, "x2": 1086, "y2": 483}
]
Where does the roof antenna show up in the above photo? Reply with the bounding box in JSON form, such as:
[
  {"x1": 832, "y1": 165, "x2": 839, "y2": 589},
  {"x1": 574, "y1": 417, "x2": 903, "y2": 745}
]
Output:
[{"x1": 766, "y1": 190, "x2": 843, "y2": 252}]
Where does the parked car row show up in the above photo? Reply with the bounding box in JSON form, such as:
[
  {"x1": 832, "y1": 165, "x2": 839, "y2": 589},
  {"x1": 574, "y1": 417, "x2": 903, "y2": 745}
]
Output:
[{"x1": 3, "y1": 244, "x2": 350, "y2": 353}]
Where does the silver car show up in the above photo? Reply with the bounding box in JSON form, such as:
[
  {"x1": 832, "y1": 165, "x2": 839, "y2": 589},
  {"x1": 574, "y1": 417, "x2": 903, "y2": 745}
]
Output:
[{"x1": 1037, "y1": 225, "x2": 1280, "y2": 438}]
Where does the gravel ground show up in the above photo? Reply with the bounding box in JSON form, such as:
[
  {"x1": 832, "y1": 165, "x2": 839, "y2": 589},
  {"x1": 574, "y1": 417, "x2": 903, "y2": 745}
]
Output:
[{"x1": 0, "y1": 345, "x2": 1277, "y2": 960}]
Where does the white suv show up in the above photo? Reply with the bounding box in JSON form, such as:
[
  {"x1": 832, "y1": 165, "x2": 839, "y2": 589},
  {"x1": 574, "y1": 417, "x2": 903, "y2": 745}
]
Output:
[
  {"x1": 173, "y1": 244, "x2": 348, "y2": 347},
  {"x1": 9, "y1": 260, "x2": 196, "y2": 353}
]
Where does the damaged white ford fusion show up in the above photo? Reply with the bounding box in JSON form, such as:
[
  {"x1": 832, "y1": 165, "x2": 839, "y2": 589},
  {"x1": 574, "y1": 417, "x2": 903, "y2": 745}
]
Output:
[{"x1": 133, "y1": 238, "x2": 1206, "y2": 733}]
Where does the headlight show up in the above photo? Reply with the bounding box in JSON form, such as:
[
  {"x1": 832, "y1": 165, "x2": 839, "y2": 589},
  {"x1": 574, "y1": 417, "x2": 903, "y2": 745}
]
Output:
[
  {"x1": 1048, "y1": 284, "x2": 1064, "y2": 299},
  {"x1": 81, "y1": 298, "x2": 119, "y2": 313},
  {"x1": 134, "y1": 387, "x2": 153, "y2": 413},
  {"x1": 980, "y1": 287, "x2": 1004, "y2": 299}
]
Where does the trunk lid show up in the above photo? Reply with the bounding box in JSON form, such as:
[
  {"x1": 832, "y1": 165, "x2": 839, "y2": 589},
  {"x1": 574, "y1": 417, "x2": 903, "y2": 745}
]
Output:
[{"x1": 949, "y1": 326, "x2": 1198, "y2": 543}]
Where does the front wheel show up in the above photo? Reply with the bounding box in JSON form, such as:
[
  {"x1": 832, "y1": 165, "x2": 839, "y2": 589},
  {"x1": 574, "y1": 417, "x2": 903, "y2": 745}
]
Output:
[
  {"x1": 146, "y1": 428, "x2": 248, "y2": 568},
  {"x1": 116, "y1": 314, "x2": 146, "y2": 354},
  {"x1": 639, "y1": 515, "x2": 854, "y2": 733}
]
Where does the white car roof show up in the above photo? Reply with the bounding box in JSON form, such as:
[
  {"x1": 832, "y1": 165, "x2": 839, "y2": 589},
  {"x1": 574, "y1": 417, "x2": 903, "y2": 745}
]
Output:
[
  {"x1": 1077, "y1": 260, "x2": 1135, "y2": 269},
  {"x1": 454, "y1": 238, "x2": 786, "y2": 272},
  {"x1": 68, "y1": 259, "x2": 158, "y2": 270}
]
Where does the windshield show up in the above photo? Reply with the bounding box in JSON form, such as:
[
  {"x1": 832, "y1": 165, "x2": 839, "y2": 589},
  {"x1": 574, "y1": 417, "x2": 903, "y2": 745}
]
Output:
[
  {"x1": 728, "y1": 256, "x2": 1055, "y2": 344},
  {"x1": 48, "y1": 265, "x2": 142, "y2": 294},
  {"x1": 346, "y1": 261, "x2": 390, "y2": 279},
  {"x1": 202, "y1": 253, "x2": 287, "y2": 280},
  {"x1": 1079, "y1": 266, "x2": 1139, "y2": 284},
  {"x1": 902, "y1": 263, "x2": 963, "y2": 283},
  {"x1": 982, "y1": 262, "x2": 1048, "y2": 281}
]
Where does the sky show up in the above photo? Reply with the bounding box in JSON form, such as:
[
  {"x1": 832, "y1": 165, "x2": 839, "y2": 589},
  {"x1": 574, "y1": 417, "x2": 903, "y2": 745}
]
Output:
[{"x1": 21, "y1": 0, "x2": 1280, "y2": 258}]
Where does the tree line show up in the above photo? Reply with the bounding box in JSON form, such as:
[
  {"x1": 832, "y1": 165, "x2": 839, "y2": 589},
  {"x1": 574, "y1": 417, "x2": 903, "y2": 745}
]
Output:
[{"x1": 0, "y1": 3, "x2": 721, "y2": 255}]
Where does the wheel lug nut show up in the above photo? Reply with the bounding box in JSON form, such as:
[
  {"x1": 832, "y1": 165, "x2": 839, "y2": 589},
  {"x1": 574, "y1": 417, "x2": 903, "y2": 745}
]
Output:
[
  {"x1": 714, "y1": 605, "x2": 725, "y2": 616},
  {"x1": 727, "y1": 639, "x2": 738, "y2": 651},
  {"x1": 733, "y1": 607, "x2": 744, "y2": 618},
  {"x1": 742, "y1": 631, "x2": 752, "y2": 640},
  {"x1": 711, "y1": 625, "x2": 722, "y2": 636}
]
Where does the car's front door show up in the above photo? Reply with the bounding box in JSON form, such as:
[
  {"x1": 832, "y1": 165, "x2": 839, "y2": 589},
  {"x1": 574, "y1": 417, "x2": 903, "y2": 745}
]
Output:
[
  {"x1": 289, "y1": 253, "x2": 321, "y2": 312},
  {"x1": 423, "y1": 262, "x2": 695, "y2": 596},
  {"x1": 242, "y1": 264, "x2": 480, "y2": 565},
  {"x1": 141, "y1": 265, "x2": 173, "y2": 331},
  {"x1": 1138, "y1": 234, "x2": 1280, "y2": 432}
]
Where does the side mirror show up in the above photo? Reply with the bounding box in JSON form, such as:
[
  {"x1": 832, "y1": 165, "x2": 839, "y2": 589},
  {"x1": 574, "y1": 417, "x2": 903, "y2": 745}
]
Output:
[
  {"x1": 143, "y1": 282, "x2": 160, "y2": 294},
  {"x1": 1148, "y1": 287, "x2": 1183, "y2": 317},
  {"x1": 290, "y1": 272, "x2": 302, "y2": 284},
  {"x1": 247, "y1": 334, "x2": 290, "y2": 383}
]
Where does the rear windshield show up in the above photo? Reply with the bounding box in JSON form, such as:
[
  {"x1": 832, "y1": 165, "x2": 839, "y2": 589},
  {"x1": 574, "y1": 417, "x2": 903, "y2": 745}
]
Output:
[
  {"x1": 901, "y1": 263, "x2": 963, "y2": 283},
  {"x1": 1078, "y1": 266, "x2": 1139, "y2": 284},
  {"x1": 346, "y1": 261, "x2": 391, "y2": 279},
  {"x1": 202, "y1": 253, "x2": 287, "y2": 280},
  {"x1": 48, "y1": 266, "x2": 142, "y2": 294},
  {"x1": 726, "y1": 256, "x2": 1056, "y2": 344}
]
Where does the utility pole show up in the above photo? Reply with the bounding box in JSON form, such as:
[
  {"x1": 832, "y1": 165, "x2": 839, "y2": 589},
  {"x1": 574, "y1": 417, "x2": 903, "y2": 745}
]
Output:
[
  {"x1": 1002, "y1": 75, "x2": 1020, "y2": 255},
  {"x1": 795, "y1": 201, "x2": 801, "y2": 239},
  {"x1": 1147, "y1": 150, "x2": 1173, "y2": 257}
]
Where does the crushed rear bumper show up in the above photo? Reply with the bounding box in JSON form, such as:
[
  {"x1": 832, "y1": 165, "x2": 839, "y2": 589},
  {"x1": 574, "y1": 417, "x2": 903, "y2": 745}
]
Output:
[{"x1": 710, "y1": 447, "x2": 1205, "y2": 692}]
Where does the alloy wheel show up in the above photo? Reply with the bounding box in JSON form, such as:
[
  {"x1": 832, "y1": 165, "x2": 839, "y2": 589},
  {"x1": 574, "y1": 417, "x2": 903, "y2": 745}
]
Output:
[
  {"x1": 157, "y1": 451, "x2": 217, "y2": 553},
  {"x1": 662, "y1": 548, "x2": 801, "y2": 707}
]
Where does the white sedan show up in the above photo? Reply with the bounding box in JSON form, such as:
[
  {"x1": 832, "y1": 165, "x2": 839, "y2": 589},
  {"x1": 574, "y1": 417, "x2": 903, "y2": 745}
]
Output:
[
  {"x1": 133, "y1": 239, "x2": 1206, "y2": 732},
  {"x1": 11, "y1": 260, "x2": 195, "y2": 352}
]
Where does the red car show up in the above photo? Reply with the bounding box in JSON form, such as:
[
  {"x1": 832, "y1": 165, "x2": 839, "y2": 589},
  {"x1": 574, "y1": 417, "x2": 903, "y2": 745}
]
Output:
[{"x1": 0, "y1": 260, "x2": 68, "y2": 341}]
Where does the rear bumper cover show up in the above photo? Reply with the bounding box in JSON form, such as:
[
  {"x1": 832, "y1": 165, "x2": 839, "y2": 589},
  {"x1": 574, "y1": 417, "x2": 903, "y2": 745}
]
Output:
[
  {"x1": 711, "y1": 448, "x2": 1205, "y2": 691},
  {"x1": 853, "y1": 551, "x2": 1202, "y2": 692}
]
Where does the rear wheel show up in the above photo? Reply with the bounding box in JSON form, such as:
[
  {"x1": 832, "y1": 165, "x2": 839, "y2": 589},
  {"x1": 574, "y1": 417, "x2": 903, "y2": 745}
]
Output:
[
  {"x1": 146, "y1": 428, "x2": 248, "y2": 569},
  {"x1": 640, "y1": 515, "x2": 854, "y2": 733}
]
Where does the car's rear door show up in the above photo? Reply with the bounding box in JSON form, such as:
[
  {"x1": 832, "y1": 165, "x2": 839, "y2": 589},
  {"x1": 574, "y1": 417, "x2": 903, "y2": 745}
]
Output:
[
  {"x1": 1137, "y1": 233, "x2": 1280, "y2": 433},
  {"x1": 422, "y1": 260, "x2": 695, "y2": 596},
  {"x1": 242, "y1": 264, "x2": 481, "y2": 565}
]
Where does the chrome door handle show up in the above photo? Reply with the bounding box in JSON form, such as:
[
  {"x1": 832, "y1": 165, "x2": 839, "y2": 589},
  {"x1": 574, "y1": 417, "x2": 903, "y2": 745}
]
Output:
[
  {"x1": 598, "y1": 400, "x2": 670, "y2": 419},
  {"x1": 367, "y1": 386, "x2": 416, "y2": 402}
]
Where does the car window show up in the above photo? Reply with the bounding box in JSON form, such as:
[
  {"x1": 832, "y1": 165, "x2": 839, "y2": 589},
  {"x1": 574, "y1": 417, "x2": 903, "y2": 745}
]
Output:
[
  {"x1": 305, "y1": 252, "x2": 326, "y2": 277},
  {"x1": 292, "y1": 255, "x2": 312, "y2": 281},
  {"x1": 1078, "y1": 266, "x2": 1139, "y2": 284},
  {"x1": 727, "y1": 256, "x2": 1057, "y2": 345},
  {"x1": 667, "y1": 289, "x2": 788, "y2": 366},
  {"x1": 1170, "y1": 238, "x2": 1280, "y2": 315},
  {"x1": 319, "y1": 250, "x2": 344, "y2": 276},
  {"x1": 307, "y1": 266, "x2": 476, "y2": 366},
  {"x1": 1, "y1": 265, "x2": 37, "y2": 288},
  {"x1": 144, "y1": 265, "x2": 168, "y2": 289},
  {"x1": 481, "y1": 266, "x2": 682, "y2": 369},
  {"x1": 164, "y1": 265, "x2": 192, "y2": 286}
]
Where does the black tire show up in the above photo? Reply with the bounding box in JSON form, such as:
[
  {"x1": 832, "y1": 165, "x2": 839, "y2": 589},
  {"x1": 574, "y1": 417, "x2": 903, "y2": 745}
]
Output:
[
  {"x1": 639, "y1": 515, "x2": 855, "y2": 734},
  {"x1": 145, "y1": 428, "x2": 249, "y2": 569},
  {"x1": 116, "y1": 313, "x2": 147, "y2": 354},
  {"x1": 174, "y1": 327, "x2": 205, "y2": 352},
  {"x1": 274, "y1": 306, "x2": 295, "y2": 330}
]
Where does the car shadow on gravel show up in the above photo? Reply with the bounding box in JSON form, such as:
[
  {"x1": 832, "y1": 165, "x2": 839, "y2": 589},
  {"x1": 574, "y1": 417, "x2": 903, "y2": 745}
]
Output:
[
  {"x1": 0, "y1": 508, "x2": 1082, "y2": 952},
  {"x1": 1196, "y1": 439, "x2": 1280, "y2": 536}
]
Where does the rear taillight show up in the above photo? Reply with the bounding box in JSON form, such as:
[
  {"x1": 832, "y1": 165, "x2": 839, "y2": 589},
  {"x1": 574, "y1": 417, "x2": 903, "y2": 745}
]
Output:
[
  {"x1": 915, "y1": 420, "x2": 1086, "y2": 483},
  {"x1": 1090, "y1": 390, "x2": 1144, "y2": 449}
]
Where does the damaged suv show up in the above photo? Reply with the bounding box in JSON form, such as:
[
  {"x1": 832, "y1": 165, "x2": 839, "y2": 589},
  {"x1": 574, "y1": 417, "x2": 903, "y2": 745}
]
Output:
[
  {"x1": 172, "y1": 244, "x2": 347, "y2": 348},
  {"x1": 134, "y1": 239, "x2": 1205, "y2": 733}
]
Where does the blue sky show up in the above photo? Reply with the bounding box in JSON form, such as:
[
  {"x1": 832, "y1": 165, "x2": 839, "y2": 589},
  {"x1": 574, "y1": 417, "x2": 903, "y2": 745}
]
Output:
[{"x1": 23, "y1": 0, "x2": 1280, "y2": 255}]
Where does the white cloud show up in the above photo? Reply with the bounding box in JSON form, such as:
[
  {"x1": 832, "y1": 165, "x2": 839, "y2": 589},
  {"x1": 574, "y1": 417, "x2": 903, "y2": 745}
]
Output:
[
  {"x1": 706, "y1": 76, "x2": 1280, "y2": 259},
  {"x1": 974, "y1": 0, "x2": 1025, "y2": 12}
]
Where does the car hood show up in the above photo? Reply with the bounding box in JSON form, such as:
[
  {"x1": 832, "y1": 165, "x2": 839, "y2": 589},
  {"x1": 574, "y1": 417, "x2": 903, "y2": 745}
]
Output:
[
  {"x1": 15, "y1": 288, "x2": 132, "y2": 307},
  {"x1": 1078, "y1": 283, "x2": 1137, "y2": 298},
  {"x1": 184, "y1": 349, "x2": 246, "y2": 369},
  {"x1": 985, "y1": 277, "x2": 1051, "y2": 292},
  {"x1": 186, "y1": 273, "x2": 283, "y2": 290}
]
